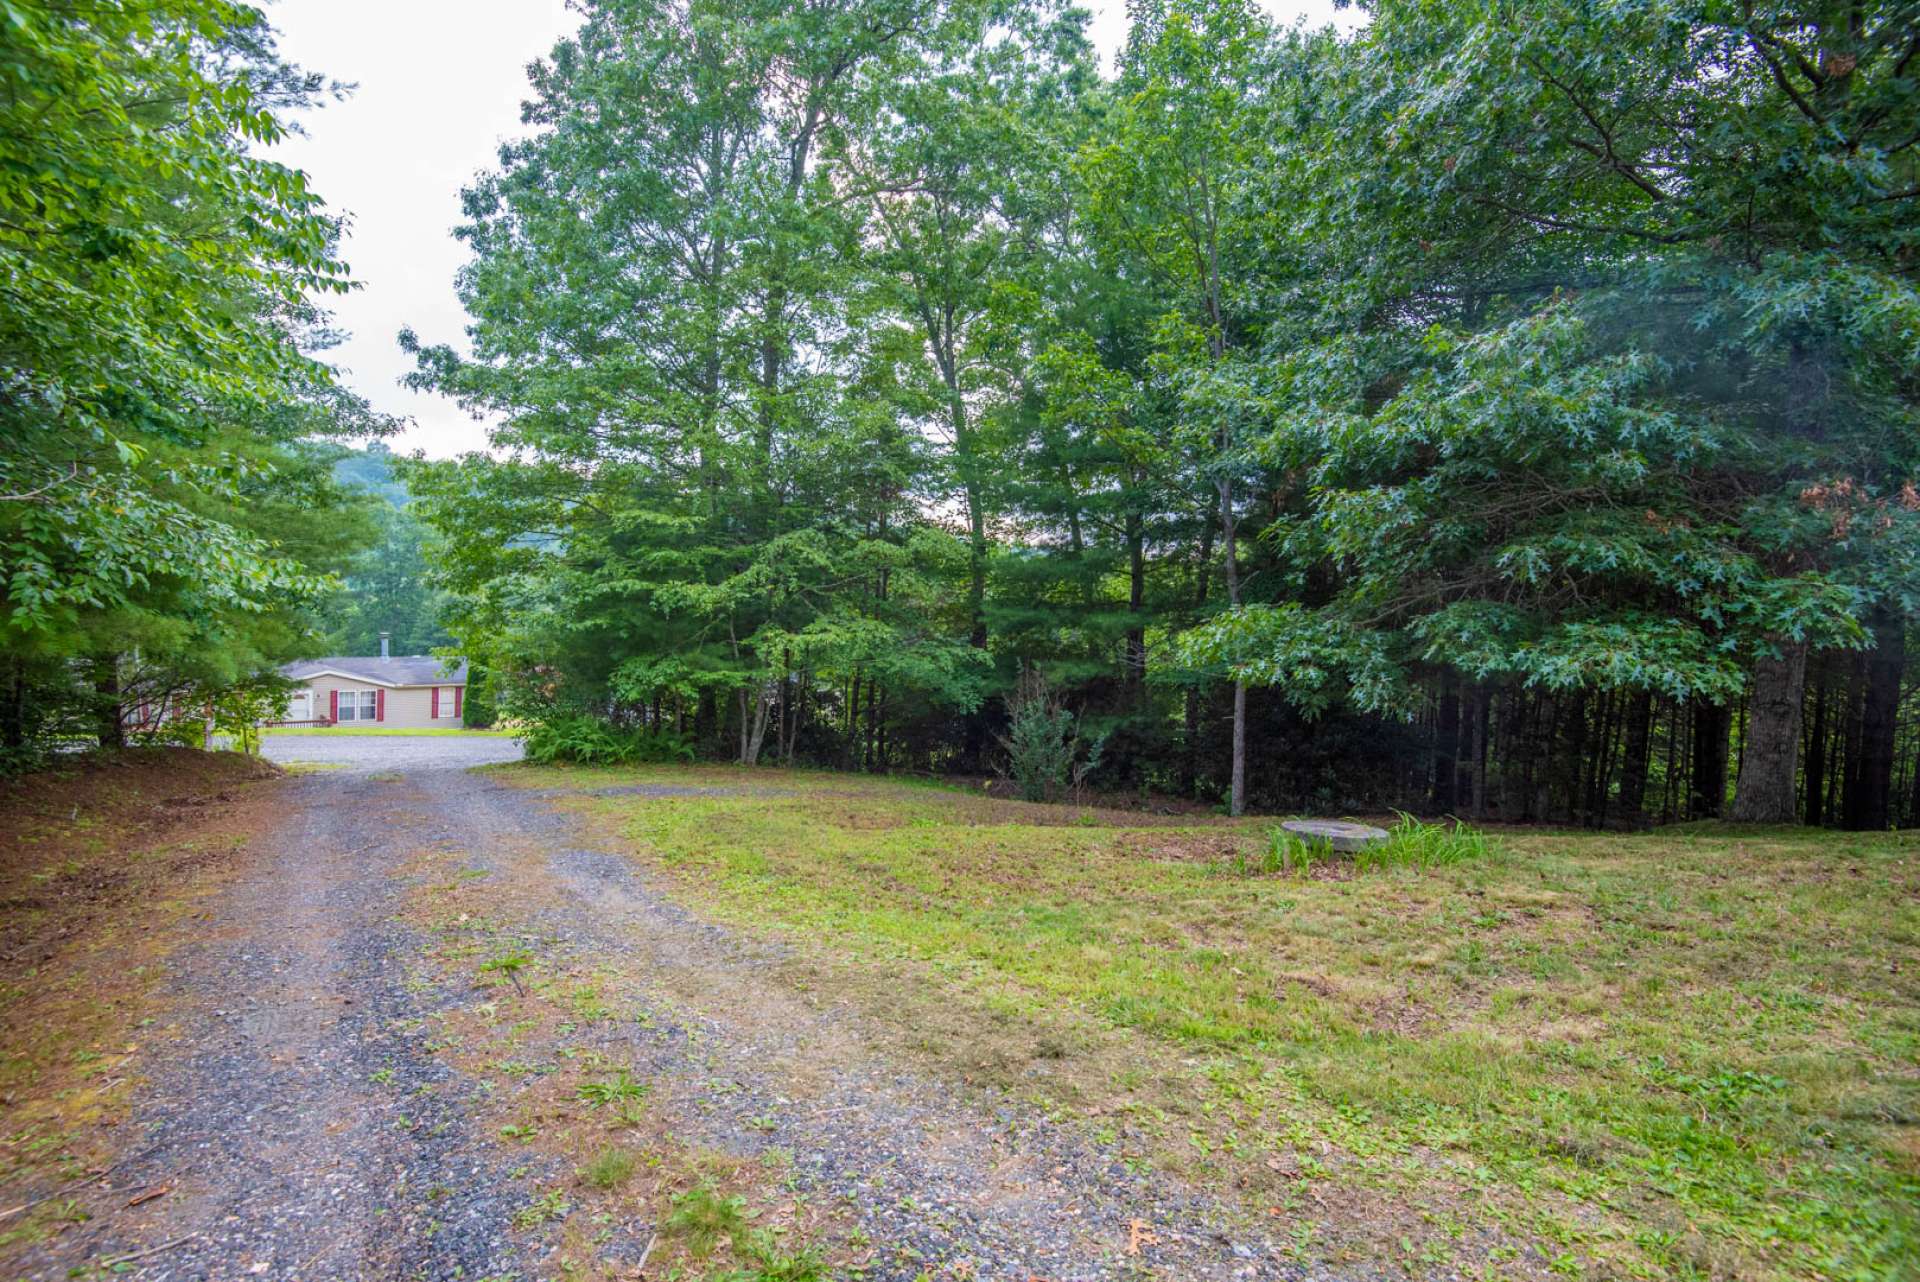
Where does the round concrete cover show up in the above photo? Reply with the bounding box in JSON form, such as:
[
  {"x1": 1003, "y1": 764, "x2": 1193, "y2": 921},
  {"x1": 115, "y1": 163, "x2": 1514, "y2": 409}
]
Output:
[{"x1": 1281, "y1": 819, "x2": 1389, "y2": 852}]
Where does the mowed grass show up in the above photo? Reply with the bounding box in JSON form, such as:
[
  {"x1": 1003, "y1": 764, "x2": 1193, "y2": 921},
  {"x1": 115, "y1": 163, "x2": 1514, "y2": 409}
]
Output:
[{"x1": 518, "y1": 763, "x2": 1920, "y2": 1281}]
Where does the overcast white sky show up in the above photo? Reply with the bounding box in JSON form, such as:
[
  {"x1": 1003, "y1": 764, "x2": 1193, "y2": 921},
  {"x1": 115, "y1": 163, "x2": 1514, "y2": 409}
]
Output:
[{"x1": 263, "y1": 1, "x2": 1358, "y2": 459}]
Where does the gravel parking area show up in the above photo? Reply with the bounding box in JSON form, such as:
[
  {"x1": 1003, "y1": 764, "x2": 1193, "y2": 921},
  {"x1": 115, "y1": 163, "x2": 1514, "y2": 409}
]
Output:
[{"x1": 257, "y1": 731, "x2": 523, "y2": 772}]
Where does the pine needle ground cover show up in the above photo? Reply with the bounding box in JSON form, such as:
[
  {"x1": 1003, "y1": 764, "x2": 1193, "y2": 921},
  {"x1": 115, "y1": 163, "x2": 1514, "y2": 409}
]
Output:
[{"x1": 511, "y1": 764, "x2": 1920, "y2": 1282}]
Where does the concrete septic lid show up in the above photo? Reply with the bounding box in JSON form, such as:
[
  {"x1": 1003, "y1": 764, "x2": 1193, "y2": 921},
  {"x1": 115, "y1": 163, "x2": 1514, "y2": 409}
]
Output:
[{"x1": 1281, "y1": 819, "x2": 1389, "y2": 852}]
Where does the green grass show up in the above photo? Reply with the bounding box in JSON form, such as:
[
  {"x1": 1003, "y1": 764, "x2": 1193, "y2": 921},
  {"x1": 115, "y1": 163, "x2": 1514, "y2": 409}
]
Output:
[
  {"x1": 262, "y1": 725, "x2": 516, "y2": 738},
  {"x1": 580, "y1": 1144, "x2": 638, "y2": 1190},
  {"x1": 661, "y1": 1181, "x2": 750, "y2": 1257},
  {"x1": 575, "y1": 1068, "x2": 649, "y2": 1109},
  {"x1": 1254, "y1": 813, "x2": 1495, "y2": 876},
  {"x1": 519, "y1": 762, "x2": 1920, "y2": 1282}
]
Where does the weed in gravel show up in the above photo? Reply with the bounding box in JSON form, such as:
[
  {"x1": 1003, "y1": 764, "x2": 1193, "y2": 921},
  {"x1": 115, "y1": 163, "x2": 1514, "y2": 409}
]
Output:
[
  {"x1": 580, "y1": 1144, "x2": 637, "y2": 1190},
  {"x1": 576, "y1": 1068, "x2": 649, "y2": 1109},
  {"x1": 733, "y1": 1232, "x2": 829, "y2": 1282},
  {"x1": 500, "y1": 1122, "x2": 539, "y2": 1142},
  {"x1": 568, "y1": 982, "x2": 612, "y2": 1023},
  {"x1": 662, "y1": 1181, "x2": 749, "y2": 1257},
  {"x1": 480, "y1": 948, "x2": 533, "y2": 995},
  {"x1": 511, "y1": 1186, "x2": 571, "y2": 1229}
]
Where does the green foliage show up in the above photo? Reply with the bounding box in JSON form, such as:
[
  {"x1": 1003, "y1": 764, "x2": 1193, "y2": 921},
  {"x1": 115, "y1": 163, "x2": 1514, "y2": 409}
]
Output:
[
  {"x1": 574, "y1": 1069, "x2": 649, "y2": 1109},
  {"x1": 708, "y1": 1235, "x2": 830, "y2": 1282},
  {"x1": 661, "y1": 1182, "x2": 750, "y2": 1258},
  {"x1": 1357, "y1": 815, "x2": 1495, "y2": 873},
  {"x1": 315, "y1": 445, "x2": 454, "y2": 658},
  {"x1": 995, "y1": 669, "x2": 1101, "y2": 803},
  {"x1": 579, "y1": 1145, "x2": 637, "y2": 1190},
  {"x1": 479, "y1": 949, "x2": 533, "y2": 994},
  {"x1": 210, "y1": 674, "x2": 299, "y2": 756},
  {"x1": 1253, "y1": 816, "x2": 1494, "y2": 878},
  {"x1": 520, "y1": 716, "x2": 694, "y2": 767},
  {"x1": 510, "y1": 1186, "x2": 570, "y2": 1229},
  {"x1": 460, "y1": 666, "x2": 498, "y2": 729},
  {"x1": 393, "y1": 0, "x2": 1917, "y2": 830},
  {"x1": 1246, "y1": 826, "x2": 1321, "y2": 878},
  {"x1": 0, "y1": 1, "x2": 386, "y2": 767}
]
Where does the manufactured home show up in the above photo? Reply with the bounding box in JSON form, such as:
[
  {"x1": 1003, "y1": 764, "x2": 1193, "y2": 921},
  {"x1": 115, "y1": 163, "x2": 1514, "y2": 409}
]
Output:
[{"x1": 280, "y1": 636, "x2": 467, "y2": 729}]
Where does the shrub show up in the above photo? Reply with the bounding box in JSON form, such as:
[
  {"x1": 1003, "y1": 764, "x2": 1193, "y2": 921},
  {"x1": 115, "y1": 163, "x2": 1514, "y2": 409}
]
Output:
[
  {"x1": 461, "y1": 664, "x2": 498, "y2": 728},
  {"x1": 995, "y1": 668, "x2": 1100, "y2": 803},
  {"x1": 519, "y1": 713, "x2": 693, "y2": 766}
]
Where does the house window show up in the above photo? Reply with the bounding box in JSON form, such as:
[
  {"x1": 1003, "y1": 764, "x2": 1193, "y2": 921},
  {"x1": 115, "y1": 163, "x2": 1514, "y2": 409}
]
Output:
[{"x1": 336, "y1": 690, "x2": 378, "y2": 722}]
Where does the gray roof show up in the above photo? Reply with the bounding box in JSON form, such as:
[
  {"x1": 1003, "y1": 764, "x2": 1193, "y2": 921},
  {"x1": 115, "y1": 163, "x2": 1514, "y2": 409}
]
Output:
[{"x1": 282, "y1": 655, "x2": 469, "y2": 687}]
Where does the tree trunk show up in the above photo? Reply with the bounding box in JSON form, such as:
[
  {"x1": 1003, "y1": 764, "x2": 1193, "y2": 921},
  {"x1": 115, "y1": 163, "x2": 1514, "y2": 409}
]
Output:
[
  {"x1": 1839, "y1": 652, "x2": 1866, "y2": 825},
  {"x1": 1845, "y1": 613, "x2": 1904, "y2": 831},
  {"x1": 1501, "y1": 690, "x2": 1531, "y2": 818},
  {"x1": 1804, "y1": 657, "x2": 1830, "y2": 826},
  {"x1": 1125, "y1": 508, "x2": 1147, "y2": 704},
  {"x1": 1617, "y1": 690, "x2": 1655, "y2": 828},
  {"x1": 1183, "y1": 497, "x2": 1217, "y2": 797},
  {"x1": 742, "y1": 682, "x2": 774, "y2": 766},
  {"x1": 695, "y1": 686, "x2": 717, "y2": 758},
  {"x1": 93, "y1": 655, "x2": 124, "y2": 750},
  {"x1": 1466, "y1": 685, "x2": 1489, "y2": 819},
  {"x1": 1730, "y1": 643, "x2": 1810, "y2": 823},
  {"x1": 1219, "y1": 476, "x2": 1246, "y2": 817},
  {"x1": 1230, "y1": 679, "x2": 1247, "y2": 815},
  {"x1": 1431, "y1": 675, "x2": 1460, "y2": 812},
  {"x1": 1560, "y1": 692, "x2": 1589, "y2": 824},
  {"x1": 1908, "y1": 737, "x2": 1920, "y2": 829},
  {"x1": 1689, "y1": 697, "x2": 1732, "y2": 819},
  {"x1": 1, "y1": 659, "x2": 24, "y2": 752}
]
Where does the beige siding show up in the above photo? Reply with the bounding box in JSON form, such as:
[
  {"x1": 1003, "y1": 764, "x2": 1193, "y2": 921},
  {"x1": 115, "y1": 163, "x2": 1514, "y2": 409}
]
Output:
[{"x1": 293, "y1": 675, "x2": 465, "y2": 729}]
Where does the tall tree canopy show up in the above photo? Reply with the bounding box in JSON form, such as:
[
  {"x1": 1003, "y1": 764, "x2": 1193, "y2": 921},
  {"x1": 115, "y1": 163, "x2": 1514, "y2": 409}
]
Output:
[
  {"x1": 406, "y1": 0, "x2": 1920, "y2": 830},
  {"x1": 0, "y1": 0, "x2": 384, "y2": 763}
]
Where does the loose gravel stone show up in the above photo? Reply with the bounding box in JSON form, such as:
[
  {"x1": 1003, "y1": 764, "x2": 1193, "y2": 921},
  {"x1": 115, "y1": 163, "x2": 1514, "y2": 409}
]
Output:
[{"x1": 25, "y1": 736, "x2": 1325, "y2": 1280}]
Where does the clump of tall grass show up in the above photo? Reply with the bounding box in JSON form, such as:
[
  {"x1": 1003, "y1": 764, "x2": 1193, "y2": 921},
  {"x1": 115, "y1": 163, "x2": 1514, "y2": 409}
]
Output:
[
  {"x1": 1247, "y1": 812, "x2": 1495, "y2": 877},
  {"x1": 1239, "y1": 826, "x2": 1330, "y2": 876},
  {"x1": 1357, "y1": 812, "x2": 1494, "y2": 871}
]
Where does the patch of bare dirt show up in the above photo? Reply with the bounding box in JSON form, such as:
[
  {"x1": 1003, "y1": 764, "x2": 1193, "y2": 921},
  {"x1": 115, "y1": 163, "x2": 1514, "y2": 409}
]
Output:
[
  {"x1": 0, "y1": 749, "x2": 284, "y2": 1257},
  {"x1": 0, "y1": 749, "x2": 278, "y2": 963},
  {"x1": 1112, "y1": 829, "x2": 1249, "y2": 863}
]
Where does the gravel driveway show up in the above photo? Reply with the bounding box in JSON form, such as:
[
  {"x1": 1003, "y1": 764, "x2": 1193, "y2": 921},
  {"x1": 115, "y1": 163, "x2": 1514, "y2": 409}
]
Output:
[
  {"x1": 257, "y1": 731, "x2": 524, "y2": 772},
  {"x1": 24, "y1": 747, "x2": 1300, "y2": 1280}
]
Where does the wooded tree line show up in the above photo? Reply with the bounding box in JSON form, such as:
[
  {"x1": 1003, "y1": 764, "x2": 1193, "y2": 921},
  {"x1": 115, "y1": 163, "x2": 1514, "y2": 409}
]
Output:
[
  {"x1": 2, "y1": 1, "x2": 1914, "y2": 827},
  {"x1": 402, "y1": 0, "x2": 1920, "y2": 827},
  {"x1": 0, "y1": 1, "x2": 397, "y2": 766}
]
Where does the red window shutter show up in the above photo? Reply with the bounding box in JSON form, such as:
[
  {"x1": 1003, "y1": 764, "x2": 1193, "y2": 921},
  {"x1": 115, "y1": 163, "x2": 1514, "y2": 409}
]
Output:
[
  {"x1": 376, "y1": 688, "x2": 385, "y2": 723},
  {"x1": 454, "y1": 685, "x2": 464, "y2": 719},
  {"x1": 329, "y1": 689, "x2": 338, "y2": 723},
  {"x1": 432, "y1": 686, "x2": 440, "y2": 719}
]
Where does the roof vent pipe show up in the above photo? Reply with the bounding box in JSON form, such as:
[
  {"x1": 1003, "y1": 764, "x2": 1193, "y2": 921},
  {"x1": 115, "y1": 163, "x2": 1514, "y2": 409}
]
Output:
[{"x1": 379, "y1": 632, "x2": 390, "y2": 660}]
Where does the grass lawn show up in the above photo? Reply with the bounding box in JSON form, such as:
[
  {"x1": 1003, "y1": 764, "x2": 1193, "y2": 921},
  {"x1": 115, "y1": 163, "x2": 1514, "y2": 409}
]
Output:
[
  {"x1": 515, "y1": 762, "x2": 1920, "y2": 1282},
  {"x1": 261, "y1": 725, "x2": 517, "y2": 737}
]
